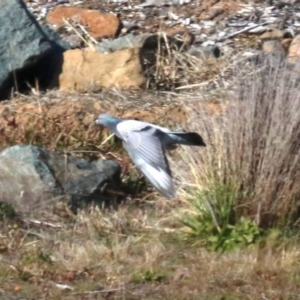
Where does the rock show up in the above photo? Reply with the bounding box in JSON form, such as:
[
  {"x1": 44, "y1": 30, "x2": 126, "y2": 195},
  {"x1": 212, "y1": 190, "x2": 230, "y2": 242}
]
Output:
[
  {"x1": 57, "y1": 48, "x2": 146, "y2": 92},
  {"x1": 96, "y1": 33, "x2": 152, "y2": 53},
  {"x1": 0, "y1": 145, "x2": 121, "y2": 213},
  {"x1": 0, "y1": 0, "x2": 70, "y2": 100},
  {"x1": 262, "y1": 40, "x2": 286, "y2": 56},
  {"x1": 187, "y1": 45, "x2": 221, "y2": 59},
  {"x1": 260, "y1": 28, "x2": 293, "y2": 57},
  {"x1": 47, "y1": 6, "x2": 121, "y2": 39},
  {"x1": 96, "y1": 32, "x2": 194, "y2": 54},
  {"x1": 282, "y1": 38, "x2": 293, "y2": 51},
  {"x1": 137, "y1": 0, "x2": 167, "y2": 7},
  {"x1": 287, "y1": 35, "x2": 300, "y2": 65},
  {"x1": 261, "y1": 28, "x2": 286, "y2": 40},
  {"x1": 62, "y1": 33, "x2": 83, "y2": 49},
  {"x1": 0, "y1": 156, "x2": 56, "y2": 213}
]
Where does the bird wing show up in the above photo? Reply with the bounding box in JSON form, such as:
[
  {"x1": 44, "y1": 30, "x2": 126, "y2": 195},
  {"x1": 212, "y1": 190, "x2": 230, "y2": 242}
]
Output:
[{"x1": 117, "y1": 120, "x2": 176, "y2": 199}]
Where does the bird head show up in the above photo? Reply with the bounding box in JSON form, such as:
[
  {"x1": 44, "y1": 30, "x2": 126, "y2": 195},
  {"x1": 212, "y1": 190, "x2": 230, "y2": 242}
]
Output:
[{"x1": 95, "y1": 113, "x2": 119, "y2": 126}]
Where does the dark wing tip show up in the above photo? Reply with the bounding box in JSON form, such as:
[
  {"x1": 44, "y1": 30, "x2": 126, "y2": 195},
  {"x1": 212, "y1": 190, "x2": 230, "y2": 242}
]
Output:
[
  {"x1": 187, "y1": 132, "x2": 207, "y2": 147},
  {"x1": 200, "y1": 139, "x2": 206, "y2": 147}
]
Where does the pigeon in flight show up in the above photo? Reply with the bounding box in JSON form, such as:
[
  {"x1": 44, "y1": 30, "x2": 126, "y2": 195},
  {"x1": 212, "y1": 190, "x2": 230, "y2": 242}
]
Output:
[{"x1": 95, "y1": 113, "x2": 206, "y2": 199}]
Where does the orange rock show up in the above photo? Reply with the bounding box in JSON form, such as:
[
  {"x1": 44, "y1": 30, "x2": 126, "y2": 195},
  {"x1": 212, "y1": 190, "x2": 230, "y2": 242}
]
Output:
[
  {"x1": 47, "y1": 7, "x2": 121, "y2": 39},
  {"x1": 57, "y1": 48, "x2": 146, "y2": 92},
  {"x1": 262, "y1": 40, "x2": 286, "y2": 55},
  {"x1": 282, "y1": 38, "x2": 292, "y2": 51},
  {"x1": 287, "y1": 35, "x2": 300, "y2": 65},
  {"x1": 261, "y1": 28, "x2": 285, "y2": 40}
]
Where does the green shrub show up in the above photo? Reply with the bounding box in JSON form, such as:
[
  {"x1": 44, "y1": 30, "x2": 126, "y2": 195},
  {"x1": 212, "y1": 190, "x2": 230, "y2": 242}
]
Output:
[
  {"x1": 131, "y1": 269, "x2": 165, "y2": 283},
  {"x1": 181, "y1": 181, "x2": 262, "y2": 252}
]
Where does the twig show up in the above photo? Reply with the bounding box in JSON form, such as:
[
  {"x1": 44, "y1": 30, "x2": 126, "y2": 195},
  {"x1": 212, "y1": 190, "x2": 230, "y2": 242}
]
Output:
[
  {"x1": 99, "y1": 133, "x2": 115, "y2": 147},
  {"x1": 204, "y1": 196, "x2": 221, "y2": 233},
  {"x1": 77, "y1": 23, "x2": 99, "y2": 45},
  {"x1": 143, "y1": 226, "x2": 177, "y2": 233},
  {"x1": 63, "y1": 18, "x2": 90, "y2": 47},
  {"x1": 175, "y1": 82, "x2": 208, "y2": 90},
  {"x1": 50, "y1": 281, "x2": 74, "y2": 291},
  {"x1": 24, "y1": 219, "x2": 63, "y2": 229},
  {"x1": 72, "y1": 288, "x2": 120, "y2": 295},
  {"x1": 20, "y1": 230, "x2": 57, "y2": 242},
  {"x1": 217, "y1": 22, "x2": 269, "y2": 42}
]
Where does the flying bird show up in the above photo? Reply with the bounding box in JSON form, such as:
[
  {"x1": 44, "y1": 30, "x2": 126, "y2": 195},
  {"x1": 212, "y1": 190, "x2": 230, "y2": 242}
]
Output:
[{"x1": 95, "y1": 113, "x2": 206, "y2": 199}]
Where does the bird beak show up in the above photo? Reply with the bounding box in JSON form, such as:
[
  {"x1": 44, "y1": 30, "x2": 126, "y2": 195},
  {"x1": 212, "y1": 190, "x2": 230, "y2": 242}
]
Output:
[{"x1": 95, "y1": 117, "x2": 100, "y2": 125}]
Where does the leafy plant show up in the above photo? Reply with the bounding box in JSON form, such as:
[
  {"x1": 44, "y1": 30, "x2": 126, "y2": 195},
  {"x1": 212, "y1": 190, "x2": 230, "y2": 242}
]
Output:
[
  {"x1": 131, "y1": 269, "x2": 165, "y2": 283},
  {"x1": 0, "y1": 202, "x2": 17, "y2": 220},
  {"x1": 181, "y1": 181, "x2": 262, "y2": 252},
  {"x1": 23, "y1": 251, "x2": 54, "y2": 266}
]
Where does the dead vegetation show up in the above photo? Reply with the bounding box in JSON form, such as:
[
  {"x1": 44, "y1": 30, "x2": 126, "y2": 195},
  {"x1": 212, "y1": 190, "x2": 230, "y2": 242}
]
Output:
[
  {"x1": 0, "y1": 201, "x2": 300, "y2": 299},
  {"x1": 175, "y1": 56, "x2": 300, "y2": 229}
]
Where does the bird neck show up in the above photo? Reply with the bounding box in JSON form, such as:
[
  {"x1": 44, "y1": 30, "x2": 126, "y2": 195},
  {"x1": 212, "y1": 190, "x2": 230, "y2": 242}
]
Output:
[{"x1": 106, "y1": 118, "x2": 122, "y2": 136}]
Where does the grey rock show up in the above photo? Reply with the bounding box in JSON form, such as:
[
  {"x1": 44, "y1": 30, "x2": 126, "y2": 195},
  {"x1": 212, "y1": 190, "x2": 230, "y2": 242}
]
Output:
[
  {"x1": 62, "y1": 34, "x2": 83, "y2": 49},
  {"x1": 0, "y1": 155, "x2": 56, "y2": 213},
  {"x1": 0, "y1": 0, "x2": 70, "y2": 99},
  {"x1": 187, "y1": 45, "x2": 221, "y2": 60},
  {"x1": 1, "y1": 145, "x2": 61, "y2": 192},
  {"x1": 137, "y1": 0, "x2": 168, "y2": 7},
  {"x1": 262, "y1": 40, "x2": 287, "y2": 56},
  {"x1": 96, "y1": 33, "x2": 152, "y2": 53},
  {"x1": 0, "y1": 145, "x2": 121, "y2": 213}
]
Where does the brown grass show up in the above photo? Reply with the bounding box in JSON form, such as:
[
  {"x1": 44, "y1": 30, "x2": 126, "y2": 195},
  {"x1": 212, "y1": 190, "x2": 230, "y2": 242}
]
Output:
[
  {"x1": 1, "y1": 201, "x2": 300, "y2": 299},
  {"x1": 144, "y1": 33, "x2": 231, "y2": 91},
  {"x1": 0, "y1": 201, "x2": 300, "y2": 299}
]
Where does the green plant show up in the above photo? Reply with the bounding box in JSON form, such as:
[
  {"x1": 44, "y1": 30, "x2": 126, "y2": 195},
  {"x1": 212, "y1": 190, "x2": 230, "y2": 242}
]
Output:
[
  {"x1": 131, "y1": 269, "x2": 165, "y2": 283},
  {"x1": 0, "y1": 202, "x2": 17, "y2": 220},
  {"x1": 23, "y1": 251, "x2": 54, "y2": 266},
  {"x1": 181, "y1": 181, "x2": 262, "y2": 252}
]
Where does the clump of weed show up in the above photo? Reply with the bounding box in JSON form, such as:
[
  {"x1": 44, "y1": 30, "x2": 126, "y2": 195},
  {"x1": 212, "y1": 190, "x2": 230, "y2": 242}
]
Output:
[
  {"x1": 0, "y1": 202, "x2": 17, "y2": 220},
  {"x1": 131, "y1": 269, "x2": 165, "y2": 283},
  {"x1": 181, "y1": 181, "x2": 262, "y2": 252},
  {"x1": 175, "y1": 57, "x2": 300, "y2": 246}
]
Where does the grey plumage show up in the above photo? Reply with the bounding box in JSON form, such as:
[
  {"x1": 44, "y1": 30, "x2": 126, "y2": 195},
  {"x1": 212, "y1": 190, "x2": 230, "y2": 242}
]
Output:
[{"x1": 95, "y1": 113, "x2": 206, "y2": 199}]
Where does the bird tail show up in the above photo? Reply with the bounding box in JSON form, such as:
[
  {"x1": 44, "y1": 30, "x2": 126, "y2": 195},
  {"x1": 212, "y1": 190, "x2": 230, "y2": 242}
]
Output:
[{"x1": 170, "y1": 132, "x2": 206, "y2": 147}]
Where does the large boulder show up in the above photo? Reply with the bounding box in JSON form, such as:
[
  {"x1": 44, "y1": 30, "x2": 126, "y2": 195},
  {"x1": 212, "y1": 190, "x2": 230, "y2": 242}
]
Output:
[
  {"x1": 0, "y1": 145, "x2": 121, "y2": 213},
  {"x1": 0, "y1": 0, "x2": 70, "y2": 99}
]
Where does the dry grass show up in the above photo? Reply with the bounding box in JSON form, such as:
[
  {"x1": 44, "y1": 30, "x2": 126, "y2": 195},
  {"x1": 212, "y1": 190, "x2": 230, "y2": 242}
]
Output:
[
  {"x1": 143, "y1": 33, "x2": 231, "y2": 91},
  {"x1": 1, "y1": 201, "x2": 300, "y2": 299},
  {"x1": 0, "y1": 90, "x2": 193, "y2": 155},
  {"x1": 174, "y1": 56, "x2": 300, "y2": 229}
]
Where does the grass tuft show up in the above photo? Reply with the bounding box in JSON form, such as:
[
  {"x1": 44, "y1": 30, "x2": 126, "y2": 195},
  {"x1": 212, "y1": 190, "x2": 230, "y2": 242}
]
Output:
[{"x1": 176, "y1": 56, "x2": 300, "y2": 234}]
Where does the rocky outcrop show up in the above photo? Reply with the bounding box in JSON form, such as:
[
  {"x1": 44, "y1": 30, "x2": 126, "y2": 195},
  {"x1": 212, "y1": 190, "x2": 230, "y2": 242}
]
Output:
[
  {"x1": 0, "y1": 0, "x2": 70, "y2": 99},
  {"x1": 0, "y1": 145, "x2": 121, "y2": 213}
]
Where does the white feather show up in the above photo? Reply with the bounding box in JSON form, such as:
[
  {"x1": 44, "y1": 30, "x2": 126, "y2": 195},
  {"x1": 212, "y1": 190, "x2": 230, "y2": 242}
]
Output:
[{"x1": 138, "y1": 158, "x2": 176, "y2": 199}]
